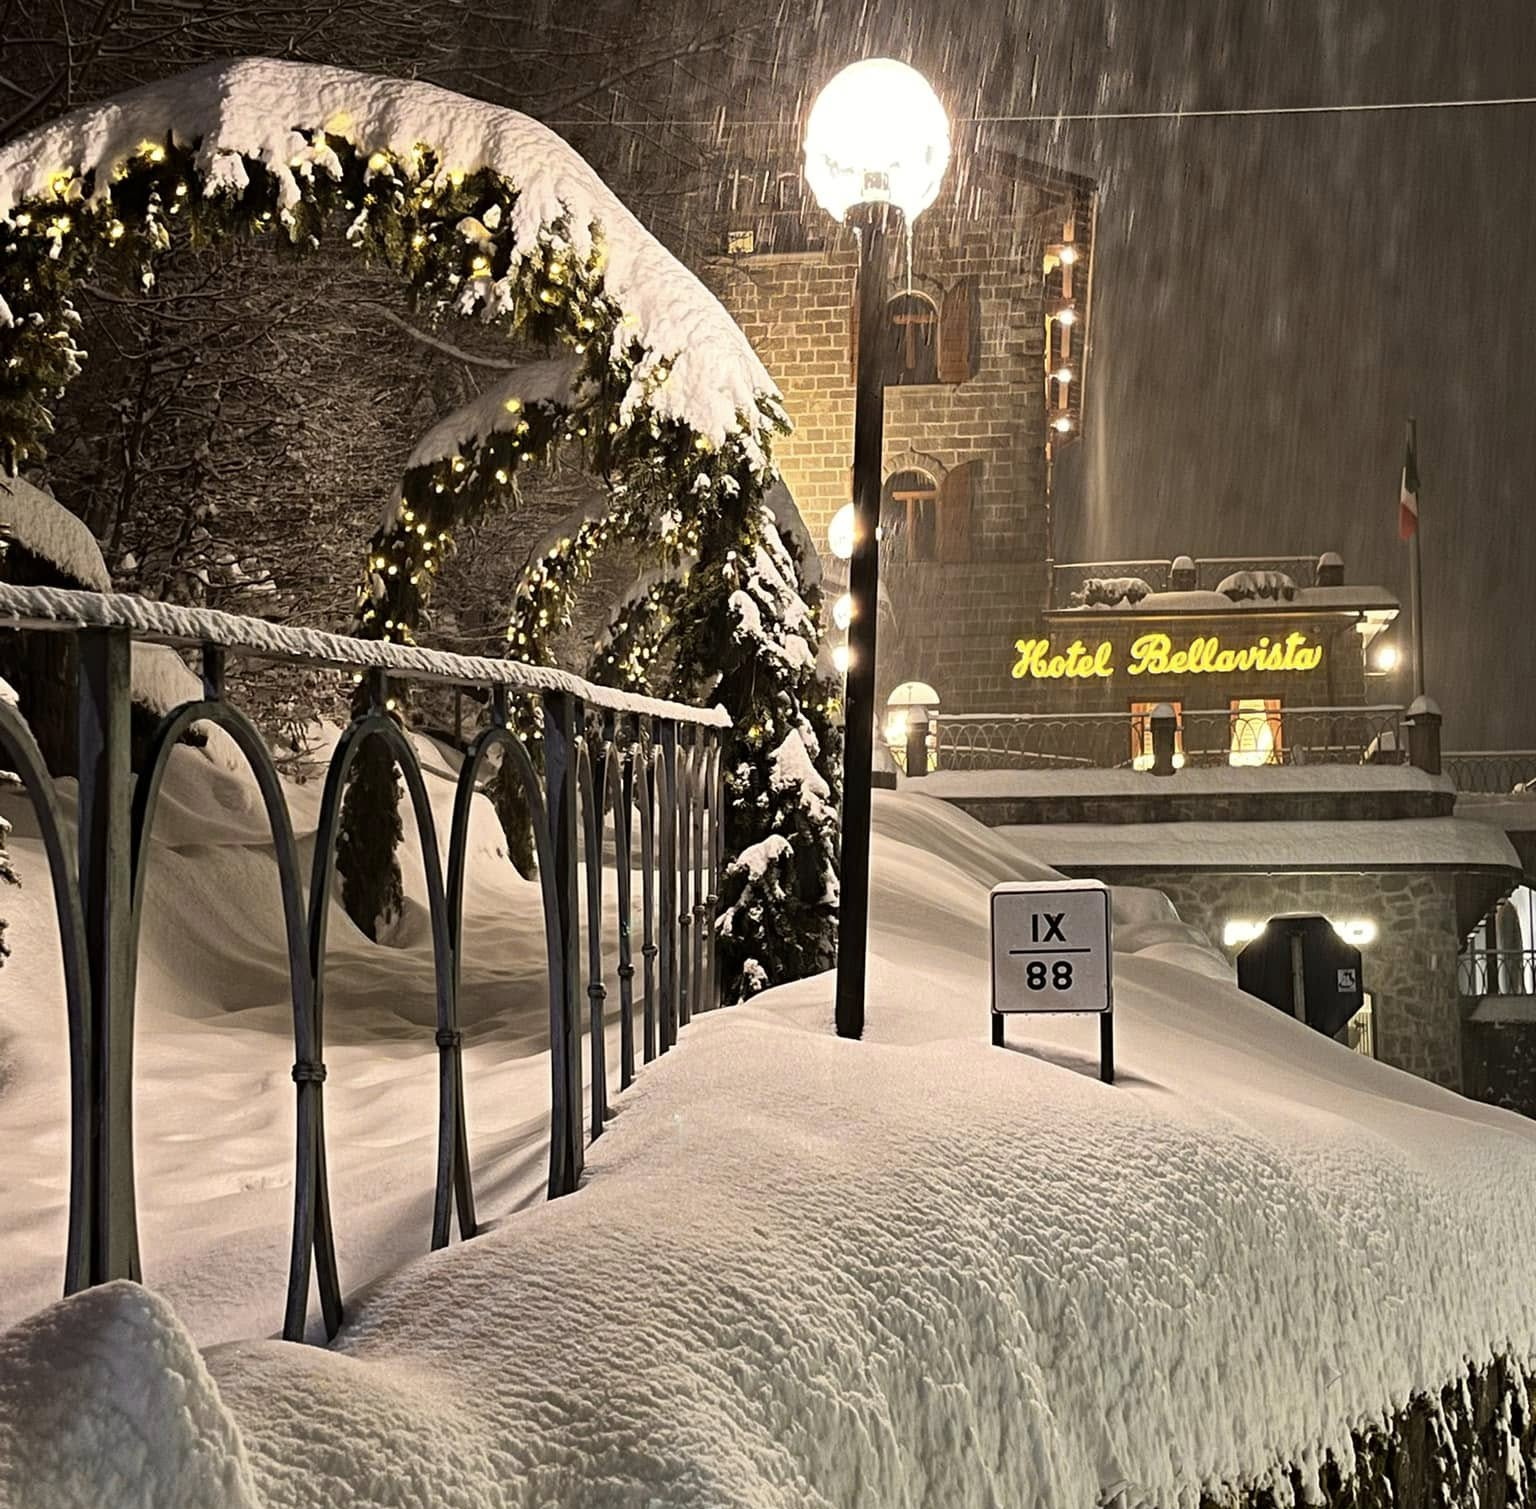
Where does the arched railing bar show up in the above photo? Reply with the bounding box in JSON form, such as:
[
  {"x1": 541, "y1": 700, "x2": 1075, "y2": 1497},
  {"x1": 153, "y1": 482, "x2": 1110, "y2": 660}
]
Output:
[
  {"x1": 637, "y1": 729, "x2": 659, "y2": 1064},
  {"x1": 128, "y1": 696, "x2": 320, "y2": 1342},
  {"x1": 446, "y1": 717, "x2": 572, "y2": 1204},
  {"x1": 611, "y1": 714, "x2": 637, "y2": 1090},
  {"x1": 675, "y1": 729, "x2": 694, "y2": 1031},
  {"x1": 658, "y1": 721, "x2": 680, "y2": 1051},
  {"x1": 305, "y1": 707, "x2": 461, "y2": 1319},
  {"x1": 0, "y1": 699, "x2": 93, "y2": 1297},
  {"x1": 705, "y1": 733, "x2": 724, "y2": 1013},
  {"x1": 575, "y1": 729, "x2": 608, "y2": 1142},
  {"x1": 689, "y1": 729, "x2": 708, "y2": 1018}
]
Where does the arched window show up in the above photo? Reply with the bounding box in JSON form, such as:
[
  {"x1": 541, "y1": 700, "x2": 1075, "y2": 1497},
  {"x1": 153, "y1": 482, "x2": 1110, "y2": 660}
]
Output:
[
  {"x1": 883, "y1": 292, "x2": 939, "y2": 386},
  {"x1": 881, "y1": 469, "x2": 939, "y2": 563}
]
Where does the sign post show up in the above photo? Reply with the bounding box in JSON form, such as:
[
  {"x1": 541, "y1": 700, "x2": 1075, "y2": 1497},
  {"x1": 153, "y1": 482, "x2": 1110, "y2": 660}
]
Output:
[{"x1": 989, "y1": 880, "x2": 1115, "y2": 1083}]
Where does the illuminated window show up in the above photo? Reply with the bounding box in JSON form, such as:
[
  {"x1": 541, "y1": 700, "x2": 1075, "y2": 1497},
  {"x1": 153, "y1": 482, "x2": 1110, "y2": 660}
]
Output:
[
  {"x1": 1229, "y1": 698, "x2": 1283, "y2": 767},
  {"x1": 1130, "y1": 700, "x2": 1183, "y2": 771}
]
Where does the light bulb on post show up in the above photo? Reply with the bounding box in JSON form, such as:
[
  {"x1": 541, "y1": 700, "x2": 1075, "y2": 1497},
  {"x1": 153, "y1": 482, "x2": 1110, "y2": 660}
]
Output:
[
  {"x1": 832, "y1": 644, "x2": 852, "y2": 674},
  {"x1": 827, "y1": 503, "x2": 857, "y2": 561},
  {"x1": 803, "y1": 59, "x2": 951, "y2": 224},
  {"x1": 833, "y1": 593, "x2": 854, "y2": 631}
]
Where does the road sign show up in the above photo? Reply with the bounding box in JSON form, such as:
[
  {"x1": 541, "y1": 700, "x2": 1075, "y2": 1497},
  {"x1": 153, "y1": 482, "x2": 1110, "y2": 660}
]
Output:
[{"x1": 989, "y1": 880, "x2": 1115, "y2": 1082}]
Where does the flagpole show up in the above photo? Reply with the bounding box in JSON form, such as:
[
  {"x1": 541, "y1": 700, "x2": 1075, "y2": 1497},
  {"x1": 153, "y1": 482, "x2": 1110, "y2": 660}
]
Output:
[{"x1": 1407, "y1": 418, "x2": 1426, "y2": 698}]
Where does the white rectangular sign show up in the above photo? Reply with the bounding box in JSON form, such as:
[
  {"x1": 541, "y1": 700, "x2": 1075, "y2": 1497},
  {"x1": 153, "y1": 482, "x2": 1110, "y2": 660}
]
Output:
[{"x1": 990, "y1": 880, "x2": 1113, "y2": 1015}]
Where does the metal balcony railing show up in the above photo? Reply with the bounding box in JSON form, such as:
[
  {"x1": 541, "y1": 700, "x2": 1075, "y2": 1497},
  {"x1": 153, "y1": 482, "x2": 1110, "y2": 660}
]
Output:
[
  {"x1": 0, "y1": 583, "x2": 729, "y2": 1343},
  {"x1": 928, "y1": 705, "x2": 1405, "y2": 773},
  {"x1": 1442, "y1": 752, "x2": 1536, "y2": 795},
  {"x1": 1459, "y1": 949, "x2": 1536, "y2": 998}
]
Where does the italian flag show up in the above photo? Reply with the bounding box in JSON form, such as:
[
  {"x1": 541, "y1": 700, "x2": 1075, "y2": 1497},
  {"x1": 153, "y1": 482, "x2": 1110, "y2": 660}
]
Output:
[{"x1": 1399, "y1": 422, "x2": 1420, "y2": 541}]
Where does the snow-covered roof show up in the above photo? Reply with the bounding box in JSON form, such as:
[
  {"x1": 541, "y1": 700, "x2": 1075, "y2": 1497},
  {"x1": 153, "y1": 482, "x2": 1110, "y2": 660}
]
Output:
[
  {"x1": 1051, "y1": 585, "x2": 1400, "y2": 616},
  {"x1": 1457, "y1": 793, "x2": 1536, "y2": 832},
  {"x1": 1000, "y1": 817, "x2": 1519, "y2": 871},
  {"x1": 915, "y1": 764, "x2": 1452, "y2": 801},
  {"x1": 0, "y1": 58, "x2": 779, "y2": 450}
]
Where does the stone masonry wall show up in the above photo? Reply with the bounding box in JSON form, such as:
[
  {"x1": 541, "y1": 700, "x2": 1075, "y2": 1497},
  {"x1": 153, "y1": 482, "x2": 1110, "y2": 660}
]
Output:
[
  {"x1": 702, "y1": 191, "x2": 1059, "y2": 713},
  {"x1": 1082, "y1": 866, "x2": 1465, "y2": 1091}
]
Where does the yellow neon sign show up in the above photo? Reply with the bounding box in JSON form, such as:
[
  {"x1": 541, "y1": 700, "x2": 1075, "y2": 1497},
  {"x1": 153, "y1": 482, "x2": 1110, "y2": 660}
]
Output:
[{"x1": 1011, "y1": 632, "x2": 1324, "y2": 681}]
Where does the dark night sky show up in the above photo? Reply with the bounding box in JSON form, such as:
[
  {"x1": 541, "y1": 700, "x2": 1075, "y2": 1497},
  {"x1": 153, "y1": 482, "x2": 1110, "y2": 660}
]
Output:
[
  {"x1": 686, "y1": 0, "x2": 1536, "y2": 746},
  {"x1": 983, "y1": 0, "x2": 1536, "y2": 748}
]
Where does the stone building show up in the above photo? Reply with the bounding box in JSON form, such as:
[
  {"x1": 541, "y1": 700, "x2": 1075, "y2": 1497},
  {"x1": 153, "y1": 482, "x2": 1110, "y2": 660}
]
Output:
[
  {"x1": 694, "y1": 127, "x2": 1536, "y2": 1117},
  {"x1": 701, "y1": 128, "x2": 1097, "y2": 712}
]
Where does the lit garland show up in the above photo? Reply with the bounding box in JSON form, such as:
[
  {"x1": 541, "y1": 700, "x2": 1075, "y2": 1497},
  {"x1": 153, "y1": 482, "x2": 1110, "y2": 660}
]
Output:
[{"x1": 0, "y1": 120, "x2": 841, "y2": 996}]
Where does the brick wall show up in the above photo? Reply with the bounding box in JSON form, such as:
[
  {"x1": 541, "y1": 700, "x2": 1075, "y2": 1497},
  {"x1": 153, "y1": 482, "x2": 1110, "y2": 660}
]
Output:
[{"x1": 702, "y1": 189, "x2": 1061, "y2": 713}]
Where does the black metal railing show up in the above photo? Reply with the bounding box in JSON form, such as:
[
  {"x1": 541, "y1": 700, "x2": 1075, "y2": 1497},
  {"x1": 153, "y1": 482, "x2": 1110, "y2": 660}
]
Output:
[
  {"x1": 0, "y1": 583, "x2": 728, "y2": 1343},
  {"x1": 1459, "y1": 949, "x2": 1536, "y2": 998},
  {"x1": 1443, "y1": 751, "x2": 1536, "y2": 795},
  {"x1": 928, "y1": 705, "x2": 1404, "y2": 773}
]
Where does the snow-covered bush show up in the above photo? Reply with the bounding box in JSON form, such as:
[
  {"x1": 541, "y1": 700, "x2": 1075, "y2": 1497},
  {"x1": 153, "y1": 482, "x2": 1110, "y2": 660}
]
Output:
[
  {"x1": 1073, "y1": 574, "x2": 1153, "y2": 607},
  {"x1": 1218, "y1": 568, "x2": 1298, "y2": 602}
]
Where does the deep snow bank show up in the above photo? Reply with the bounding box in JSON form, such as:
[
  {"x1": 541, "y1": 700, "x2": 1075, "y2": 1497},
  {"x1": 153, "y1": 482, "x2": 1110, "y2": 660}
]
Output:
[{"x1": 4, "y1": 792, "x2": 1536, "y2": 1508}]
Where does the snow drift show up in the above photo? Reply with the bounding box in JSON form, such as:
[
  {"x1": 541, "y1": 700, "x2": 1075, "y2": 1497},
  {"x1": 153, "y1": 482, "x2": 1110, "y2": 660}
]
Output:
[{"x1": 3, "y1": 782, "x2": 1536, "y2": 1507}]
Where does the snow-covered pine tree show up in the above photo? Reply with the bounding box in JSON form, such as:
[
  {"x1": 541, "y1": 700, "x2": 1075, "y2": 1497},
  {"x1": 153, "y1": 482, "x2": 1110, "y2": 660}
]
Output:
[{"x1": 658, "y1": 500, "x2": 841, "y2": 999}]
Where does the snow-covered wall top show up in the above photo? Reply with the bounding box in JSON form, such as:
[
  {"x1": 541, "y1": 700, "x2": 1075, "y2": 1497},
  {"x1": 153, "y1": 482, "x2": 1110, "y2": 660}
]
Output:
[
  {"x1": 0, "y1": 475, "x2": 111, "y2": 591},
  {"x1": 0, "y1": 58, "x2": 779, "y2": 449}
]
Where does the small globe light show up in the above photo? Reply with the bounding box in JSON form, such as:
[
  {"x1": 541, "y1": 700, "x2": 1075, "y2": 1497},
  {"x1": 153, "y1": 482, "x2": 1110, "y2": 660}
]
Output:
[
  {"x1": 827, "y1": 502, "x2": 857, "y2": 560},
  {"x1": 1374, "y1": 643, "x2": 1399, "y2": 673},
  {"x1": 803, "y1": 59, "x2": 950, "y2": 224},
  {"x1": 833, "y1": 592, "x2": 854, "y2": 630},
  {"x1": 832, "y1": 644, "x2": 852, "y2": 674}
]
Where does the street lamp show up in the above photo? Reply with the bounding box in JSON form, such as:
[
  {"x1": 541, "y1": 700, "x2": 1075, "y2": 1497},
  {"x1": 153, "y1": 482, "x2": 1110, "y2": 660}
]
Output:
[{"x1": 804, "y1": 58, "x2": 950, "y2": 1040}]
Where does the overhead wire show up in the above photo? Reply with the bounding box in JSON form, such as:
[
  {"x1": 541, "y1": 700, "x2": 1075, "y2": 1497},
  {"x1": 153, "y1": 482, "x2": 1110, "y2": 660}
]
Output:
[{"x1": 543, "y1": 93, "x2": 1536, "y2": 129}]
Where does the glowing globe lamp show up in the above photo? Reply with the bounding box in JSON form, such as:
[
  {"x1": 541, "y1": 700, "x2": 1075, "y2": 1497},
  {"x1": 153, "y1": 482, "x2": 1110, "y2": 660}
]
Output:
[{"x1": 803, "y1": 59, "x2": 950, "y2": 224}]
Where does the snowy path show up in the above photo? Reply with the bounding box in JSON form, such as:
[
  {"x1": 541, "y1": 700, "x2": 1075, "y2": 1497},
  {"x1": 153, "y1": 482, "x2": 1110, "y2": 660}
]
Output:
[{"x1": 3, "y1": 779, "x2": 1536, "y2": 1506}]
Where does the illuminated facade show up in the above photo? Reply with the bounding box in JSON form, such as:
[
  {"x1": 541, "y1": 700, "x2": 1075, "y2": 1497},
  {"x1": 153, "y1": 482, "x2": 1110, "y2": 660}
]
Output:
[{"x1": 702, "y1": 128, "x2": 1095, "y2": 711}]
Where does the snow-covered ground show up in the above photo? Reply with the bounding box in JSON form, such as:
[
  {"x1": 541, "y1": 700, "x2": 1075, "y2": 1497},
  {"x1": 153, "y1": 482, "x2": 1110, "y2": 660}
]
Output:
[
  {"x1": 4, "y1": 761, "x2": 1536, "y2": 1507},
  {"x1": 0, "y1": 732, "x2": 610, "y2": 1345}
]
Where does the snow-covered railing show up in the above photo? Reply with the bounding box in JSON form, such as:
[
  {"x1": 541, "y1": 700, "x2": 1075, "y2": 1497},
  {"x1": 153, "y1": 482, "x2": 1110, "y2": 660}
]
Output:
[
  {"x1": 0, "y1": 583, "x2": 727, "y2": 1343},
  {"x1": 924, "y1": 705, "x2": 1406, "y2": 773},
  {"x1": 1442, "y1": 751, "x2": 1536, "y2": 795}
]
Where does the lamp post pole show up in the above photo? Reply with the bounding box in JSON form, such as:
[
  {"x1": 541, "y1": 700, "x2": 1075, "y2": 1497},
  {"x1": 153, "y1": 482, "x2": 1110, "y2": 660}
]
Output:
[
  {"x1": 834, "y1": 201, "x2": 897, "y2": 1040},
  {"x1": 802, "y1": 55, "x2": 948, "y2": 1042}
]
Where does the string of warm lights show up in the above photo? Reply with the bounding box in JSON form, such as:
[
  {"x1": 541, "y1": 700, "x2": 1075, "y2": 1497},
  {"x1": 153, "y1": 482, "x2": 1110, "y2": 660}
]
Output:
[{"x1": 0, "y1": 122, "x2": 839, "y2": 993}]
